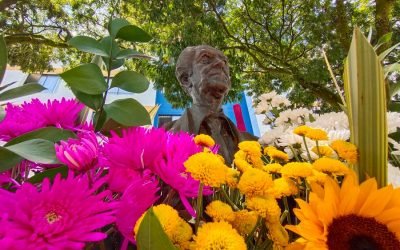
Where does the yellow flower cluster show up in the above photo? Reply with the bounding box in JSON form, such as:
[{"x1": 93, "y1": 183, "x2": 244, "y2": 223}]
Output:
[
  {"x1": 268, "y1": 177, "x2": 299, "y2": 198},
  {"x1": 237, "y1": 168, "x2": 273, "y2": 197},
  {"x1": 312, "y1": 157, "x2": 349, "y2": 175},
  {"x1": 280, "y1": 162, "x2": 313, "y2": 178},
  {"x1": 205, "y1": 201, "x2": 235, "y2": 222},
  {"x1": 246, "y1": 196, "x2": 281, "y2": 223},
  {"x1": 330, "y1": 140, "x2": 358, "y2": 164},
  {"x1": 236, "y1": 141, "x2": 264, "y2": 169},
  {"x1": 231, "y1": 210, "x2": 258, "y2": 235},
  {"x1": 226, "y1": 168, "x2": 240, "y2": 188},
  {"x1": 305, "y1": 128, "x2": 328, "y2": 141},
  {"x1": 192, "y1": 221, "x2": 247, "y2": 250},
  {"x1": 134, "y1": 205, "x2": 192, "y2": 249},
  {"x1": 267, "y1": 222, "x2": 289, "y2": 248},
  {"x1": 263, "y1": 163, "x2": 283, "y2": 173},
  {"x1": 234, "y1": 158, "x2": 252, "y2": 172},
  {"x1": 194, "y1": 134, "x2": 215, "y2": 148},
  {"x1": 184, "y1": 152, "x2": 228, "y2": 187},
  {"x1": 306, "y1": 170, "x2": 328, "y2": 185},
  {"x1": 293, "y1": 125, "x2": 311, "y2": 136},
  {"x1": 266, "y1": 148, "x2": 289, "y2": 163},
  {"x1": 311, "y1": 145, "x2": 335, "y2": 157}
]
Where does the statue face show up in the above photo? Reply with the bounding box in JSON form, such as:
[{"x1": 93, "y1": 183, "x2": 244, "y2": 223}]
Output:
[{"x1": 188, "y1": 46, "x2": 231, "y2": 107}]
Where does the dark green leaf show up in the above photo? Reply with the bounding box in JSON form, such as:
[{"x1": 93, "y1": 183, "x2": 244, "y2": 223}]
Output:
[
  {"x1": 0, "y1": 35, "x2": 7, "y2": 83},
  {"x1": 100, "y1": 36, "x2": 119, "y2": 59},
  {"x1": 108, "y1": 18, "x2": 131, "y2": 38},
  {"x1": 60, "y1": 63, "x2": 107, "y2": 95},
  {"x1": 389, "y1": 83, "x2": 400, "y2": 98},
  {"x1": 5, "y1": 139, "x2": 59, "y2": 164},
  {"x1": 116, "y1": 25, "x2": 152, "y2": 43},
  {"x1": 379, "y1": 42, "x2": 400, "y2": 61},
  {"x1": 116, "y1": 49, "x2": 151, "y2": 60},
  {"x1": 68, "y1": 36, "x2": 108, "y2": 57},
  {"x1": 136, "y1": 207, "x2": 177, "y2": 250},
  {"x1": 104, "y1": 98, "x2": 151, "y2": 126},
  {"x1": 71, "y1": 88, "x2": 103, "y2": 110},
  {"x1": 0, "y1": 148, "x2": 22, "y2": 172},
  {"x1": 110, "y1": 58, "x2": 124, "y2": 70},
  {"x1": 0, "y1": 83, "x2": 46, "y2": 101},
  {"x1": 94, "y1": 110, "x2": 107, "y2": 131},
  {"x1": 5, "y1": 127, "x2": 76, "y2": 146},
  {"x1": 27, "y1": 166, "x2": 68, "y2": 184},
  {"x1": 111, "y1": 71, "x2": 149, "y2": 93}
]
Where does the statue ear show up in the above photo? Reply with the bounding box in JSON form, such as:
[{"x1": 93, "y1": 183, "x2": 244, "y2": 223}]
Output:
[{"x1": 179, "y1": 73, "x2": 192, "y2": 93}]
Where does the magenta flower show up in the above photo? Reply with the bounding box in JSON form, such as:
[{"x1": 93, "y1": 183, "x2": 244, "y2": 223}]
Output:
[
  {"x1": 55, "y1": 131, "x2": 100, "y2": 172},
  {"x1": 116, "y1": 173, "x2": 159, "y2": 244},
  {"x1": 0, "y1": 172, "x2": 116, "y2": 249}
]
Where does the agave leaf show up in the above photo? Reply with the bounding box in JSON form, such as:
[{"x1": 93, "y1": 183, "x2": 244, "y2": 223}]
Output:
[{"x1": 343, "y1": 28, "x2": 387, "y2": 186}]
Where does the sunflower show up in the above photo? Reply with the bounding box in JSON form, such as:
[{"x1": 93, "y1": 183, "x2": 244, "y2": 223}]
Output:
[{"x1": 286, "y1": 172, "x2": 400, "y2": 249}]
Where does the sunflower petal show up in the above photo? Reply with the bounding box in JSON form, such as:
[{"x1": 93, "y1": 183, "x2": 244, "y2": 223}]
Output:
[{"x1": 359, "y1": 185, "x2": 393, "y2": 217}]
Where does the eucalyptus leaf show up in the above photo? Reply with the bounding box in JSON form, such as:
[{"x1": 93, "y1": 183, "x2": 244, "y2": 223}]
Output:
[
  {"x1": 136, "y1": 207, "x2": 177, "y2": 250},
  {"x1": 60, "y1": 63, "x2": 107, "y2": 95},
  {"x1": 0, "y1": 147, "x2": 23, "y2": 172},
  {"x1": 116, "y1": 49, "x2": 151, "y2": 59},
  {"x1": 0, "y1": 83, "x2": 46, "y2": 101},
  {"x1": 108, "y1": 18, "x2": 131, "y2": 38},
  {"x1": 0, "y1": 34, "x2": 7, "y2": 83},
  {"x1": 104, "y1": 98, "x2": 151, "y2": 127},
  {"x1": 27, "y1": 166, "x2": 69, "y2": 184},
  {"x1": 5, "y1": 127, "x2": 76, "y2": 146},
  {"x1": 5, "y1": 139, "x2": 59, "y2": 164},
  {"x1": 116, "y1": 25, "x2": 152, "y2": 43},
  {"x1": 71, "y1": 88, "x2": 103, "y2": 111},
  {"x1": 100, "y1": 36, "x2": 119, "y2": 59},
  {"x1": 110, "y1": 71, "x2": 149, "y2": 93},
  {"x1": 68, "y1": 36, "x2": 108, "y2": 57}
]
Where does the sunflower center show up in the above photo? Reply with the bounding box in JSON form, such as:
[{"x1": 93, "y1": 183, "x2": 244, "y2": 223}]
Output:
[
  {"x1": 45, "y1": 211, "x2": 62, "y2": 224},
  {"x1": 327, "y1": 214, "x2": 400, "y2": 250}
]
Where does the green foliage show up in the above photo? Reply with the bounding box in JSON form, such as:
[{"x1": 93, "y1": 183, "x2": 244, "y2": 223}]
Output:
[
  {"x1": 103, "y1": 98, "x2": 151, "y2": 127},
  {"x1": 136, "y1": 207, "x2": 177, "y2": 250},
  {"x1": 110, "y1": 71, "x2": 149, "y2": 93},
  {"x1": 5, "y1": 127, "x2": 75, "y2": 146},
  {"x1": 0, "y1": 35, "x2": 7, "y2": 82},
  {"x1": 27, "y1": 166, "x2": 69, "y2": 184}
]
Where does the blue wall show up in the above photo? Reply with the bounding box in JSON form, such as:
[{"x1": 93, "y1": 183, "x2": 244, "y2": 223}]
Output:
[{"x1": 154, "y1": 91, "x2": 260, "y2": 137}]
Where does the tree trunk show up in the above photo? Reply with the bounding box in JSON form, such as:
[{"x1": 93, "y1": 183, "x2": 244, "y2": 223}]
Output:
[{"x1": 375, "y1": 0, "x2": 395, "y2": 54}]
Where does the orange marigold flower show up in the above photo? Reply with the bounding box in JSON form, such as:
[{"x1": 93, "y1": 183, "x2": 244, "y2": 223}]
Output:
[
  {"x1": 330, "y1": 140, "x2": 358, "y2": 164},
  {"x1": 194, "y1": 134, "x2": 215, "y2": 148}
]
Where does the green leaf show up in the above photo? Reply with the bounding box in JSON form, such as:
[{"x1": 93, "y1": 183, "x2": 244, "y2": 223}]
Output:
[
  {"x1": 108, "y1": 18, "x2": 131, "y2": 38},
  {"x1": 5, "y1": 127, "x2": 76, "y2": 146},
  {"x1": 389, "y1": 83, "x2": 400, "y2": 99},
  {"x1": 94, "y1": 110, "x2": 107, "y2": 131},
  {"x1": 110, "y1": 58, "x2": 124, "y2": 70},
  {"x1": 0, "y1": 34, "x2": 7, "y2": 83},
  {"x1": 367, "y1": 26, "x2": 372, "y2": 43},
  {"x1": 104, "y1": 98, "x2": 151, "y2": 126},
  {"x1": 0, "y1": 147, "x2": 22, "y2": 172},
  {"x1": 115, "y1": 49, "x2": 151, "y2": 60},
  {"x1": 5, "y1": 139, "x2": 59, "y2": 164},
  {"x1": 378, "y1": 42, "x2": 400, "y2": 61},
  {"x1": 374, "y1": 32, "x2": 392, "y2": 51},
  {"x1": 68, "y1": 36, "x2": 108, "y2": 57},
  {"x1": 116, "y1": 25, "x2": 152, "y2": 43},
  {"x1": 71, "y1": 88, "x2": 103, "y2": 111},
  {"x1": 384, "y1": 62, "x2": 400, "y2": 78},
  {"x1": 100, "y1": 36, "x2": 119, "y2": 58},
  {"x1": 91, "y1": 55, "x2": 105, "y2": 69},
  {"x1": 60, "y1": 63, "x2": 107, "y2": 95},
  {"x1": 136, "y1": 207, "x2": 177, "y2": 250},
  {"x1": 27, "y1": 166, "x2": 68, "y2": 184},
  {"x1": 0, "y1": 83, "x2": 46, "y2": 101},
  {"x1": 344, "y1": 27, "x2": 387, "y2": 186},
  {"x1": 110, "y1": 71, "x2": 149, "y2": 93}
]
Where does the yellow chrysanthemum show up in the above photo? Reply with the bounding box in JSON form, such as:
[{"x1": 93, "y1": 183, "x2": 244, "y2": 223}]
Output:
[
  {"x1": 237, "y1": 141, "x2": 264, "y2": 169},
  {"x1": 267, "y1": 149, "x2": 289, "y2": 162},
  {"x1": 234, "y1": 158, "x2": 252, "y2": 172},
  {"x1": 293, "y1": 125, "x2": 312, "y2": 136},
  {"x1": 184, "y1": 152, "x2": 228, "y2": 187},
  {"x1": 268, "y1": 177, "x2": 299, "y2": 198},
  {"x1": 263, "y1": 163, "x2": 283, "y2": 173},
  {"x1": 238, "y1": 141, "x2": 262, "y2": 153},
  {"x1": 194, "y1": 134, "x2": 215, "y2": 147},
  {"x1": 286, "y1": 172, "x2": 400, "y2": 249},
  {"x1": 205, "y1": 200, "x2": 235, "y2": 222},
  {"x1": 330, "y1": 140, "x2": 358, "y2": 164},
  {"x1": 311, "y1": 145, "x2": 335, "y2": 157},
  {"x1": 263, "y1": 145, "x2": 277, "y2": 155},
  {"x1": 312, "y1": 157, "x2": 349, "y2": 175},
  {"x1": 192, "y1": 221, "x2": 247, "y2": 250},
  {"x1": 246, "y1": 196, "x2": 281, "y2": 223},
  {"x1": 226, "y1": 168, "x2": 240, "y2": 188},
  {"x1": 305, "y1": 128, "x2": 328, "y2": 141},
  {"x1": 280, "y1": 162, "x2": 313, "y2": 178},
  {"x1": 231, "y1": 210, "x2": 258, "y2": 235},
  {"x1": 237, "y1": 168, "x2": 273, "y2": 197},
  {"x1": 134, "y1": 205, "x2": 192, "y2": 248},
  {"x1": 306, "y1": 170, "x2": 328, "y2": 185},
  {"x1": 267, "y1": 222, "x2": 289, "y2": 248},
  {"x1": 234, "y1": 150, "x2": 247, "y2": 161}
]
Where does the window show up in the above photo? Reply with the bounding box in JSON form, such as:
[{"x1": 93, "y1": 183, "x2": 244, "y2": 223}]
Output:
[
  {"x1": 108, "y1": 87, "x2": 131, "y2": 95},
  {"x1": 38, "y1": 75, "x2": 60, "y2": 93}
]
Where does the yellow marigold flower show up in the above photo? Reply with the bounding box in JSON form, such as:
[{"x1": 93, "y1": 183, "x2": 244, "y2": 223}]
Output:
[
  {"x1": 237, "y1": 168, "x2": 273, "y2": 197},
  {"x1": 192, "y1": 221, "x2": 247, "y2": 250},
  {"x1": 267, "y1": 222, "x2": 289, "y2": 248},
  {"x1": 194, "y1": 134, "x2": 215, "y2": 147},
  {"x1": 234, "y1": 158, "x2": 252, "y2": 172},
  {"x1": 234, "y1": 150, "x2": 247, "y2": 161},
  {"x1": 330, "y1": 140, "x2": 358, "y2": 164},
  {"x1": 238, "y1": 141, "x2": 261, "y2": 152},
  {"x1": 311, "y1": 145, "x2": 334, "y2": 157},
  {"x1": 205, "y1": 200, "x2": 235, "y2": 222},
  {"x1": 134, "y1": 204, "x2": 192, "y2": 248},
  {"x1": 306, "y1": 170, "x2": 328, "y2": 186},
  {"x1": 263, "y1": 163, "x2": 283, "y2": 173},
  {"x1": 268, "y1": 177, "x2": 299, "y2": 199},
  {"x1": 184, "y1": 152, "x2": 228, "y2": 187},
  {"x1": 231, "y1": 210, "x2": 258, "y2": 235},
  {"x1": 246, "y1": 196, "x2": 281, "y2": 223},
  {"x1": 226, "y1": 168, "x2": 240, "y2": 188},
  {"x1": 263, "y1": 145, "x2": 277, "y2": 155},
  {"x1": 305, "y1": 128, "x2": 328, "y2": 141},
  {"x1": 280, "y1": 162, "x2": 313, "y2": 178},
  {"x1": 312, "y1": 157, "x2": 349, "y2": 175},
  {"x1": 293, "y1": 125, "x2": 311, "y2": 136},
  {"x1": 268, "y1": 149, "x2": 289, "y2": 162}
]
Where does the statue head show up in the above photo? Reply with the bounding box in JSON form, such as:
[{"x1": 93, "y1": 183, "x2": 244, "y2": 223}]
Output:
[{"x1": 175, "y1": 45, "x2": 231, "y2": 108}]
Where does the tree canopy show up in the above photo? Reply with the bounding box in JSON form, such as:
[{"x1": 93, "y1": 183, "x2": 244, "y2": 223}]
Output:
[{"x1": 1, "y1": 0, "x2": 399, "y2": 109}]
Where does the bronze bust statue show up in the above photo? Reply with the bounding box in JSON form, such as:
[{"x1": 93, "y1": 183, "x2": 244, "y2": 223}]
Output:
[{"x1": 164, "y1": 45, "x2": 256, "y2": 164}]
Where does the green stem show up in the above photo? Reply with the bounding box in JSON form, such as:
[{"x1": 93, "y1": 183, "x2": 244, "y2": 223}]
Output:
[
  {"x1": 302, "y1": 136, "x2": 313, "y2": 162},
  {"x1": 282, "y1": 197, "x2": 292, "y2": 225},
  {"x1": 221, "y1": 186, "x2": 240, "y2": 211},
  {"x1": 195, "y1": 183, "x2": 204, "y2": 234},
  {"x1": 289, "y1": 145, "x2": 301, "y2": 162}
]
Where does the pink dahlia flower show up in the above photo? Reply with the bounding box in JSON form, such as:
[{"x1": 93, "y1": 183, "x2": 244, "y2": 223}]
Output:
[
  {"x1": 0, "y1": 172, "x2": 116, "y2": 249},
  {"x1": 55, "y1": 131, "x2": 100, "y2": 172},
  {"x1": 116, "y1": 174, "x2": 159, "y2": 244}
]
